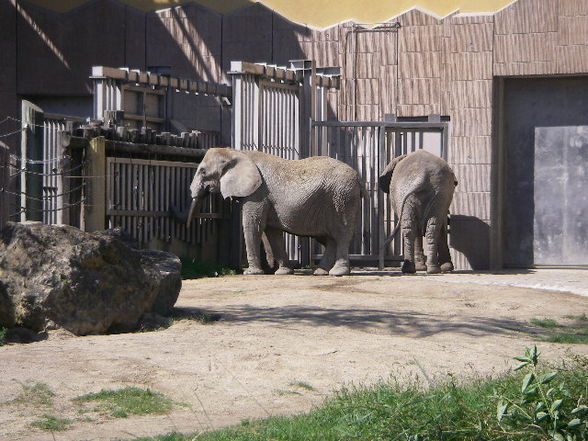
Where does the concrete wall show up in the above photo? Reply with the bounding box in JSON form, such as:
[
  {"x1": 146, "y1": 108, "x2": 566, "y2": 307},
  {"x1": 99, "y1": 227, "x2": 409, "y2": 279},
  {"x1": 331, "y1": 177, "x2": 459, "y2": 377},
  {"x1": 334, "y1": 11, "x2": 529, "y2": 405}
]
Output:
[{"x1": 5, "y1": 0, "x2": 588, "y2": 269}]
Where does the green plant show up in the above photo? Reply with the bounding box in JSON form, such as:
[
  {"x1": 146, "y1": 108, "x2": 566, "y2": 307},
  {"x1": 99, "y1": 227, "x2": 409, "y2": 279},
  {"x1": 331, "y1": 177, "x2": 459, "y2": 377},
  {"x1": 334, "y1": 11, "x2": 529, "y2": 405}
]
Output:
[
  {"x1": 74, "y1": 387, "x2": 176, "y2": 418},
  {"x1": 497, "y1": 346, "x2": 588, "y2": 441},
  {"x1": 30, "y1": 414, "x2": 72, "y2": 431},
  {"x1": 180, "y1": 258, "x2": 237, "y2": 279},
  {"x1": 0, "y1": 327, "x2": 6, "y2": 346},
  {"x1": 11, "y1": 381, "x2": 55, "y2": 407},
  {"x1": 288, "y1": 381, "x2": 316, "y2": 391},
  {"x1": 531, "y1": 318, "x2": 560, "y2": 328}
]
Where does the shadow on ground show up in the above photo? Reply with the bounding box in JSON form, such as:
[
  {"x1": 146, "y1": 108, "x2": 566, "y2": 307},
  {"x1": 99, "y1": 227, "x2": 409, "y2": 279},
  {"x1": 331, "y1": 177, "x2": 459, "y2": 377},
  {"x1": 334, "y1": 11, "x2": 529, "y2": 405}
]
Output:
[{"x1": 174, "y1": 305, "x2": 535, "y2": 339}]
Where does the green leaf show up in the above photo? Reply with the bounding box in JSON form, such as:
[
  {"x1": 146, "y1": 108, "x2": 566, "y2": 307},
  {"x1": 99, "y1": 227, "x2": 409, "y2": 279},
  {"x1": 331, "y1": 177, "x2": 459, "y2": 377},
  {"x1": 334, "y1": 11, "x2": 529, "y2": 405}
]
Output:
[
  {"x1": 522, "y1": 373, "x2": 535, "y2": 393},
  {"x1": 514, "y1": 362, "x2": 529, "y2": 371},
  {"x1": 497, "y1": 402, "x2": 508, "y2": 422},
  {"x1": 552, "y1": 432, "x2": 565, "y2": 441},
  {"x1": 540, "y1": 372, "x2": 558, "y2": 384},
  {"x1": 536, "y1": 402, "x2": 546, "y2": 412},
  {"x1": 514, "y1": 356, "x2": 531, "y2": 363},
  {"x1": 568, "y1": 418, "x2": 582, "y2": 428},
  {"x1": 571, "y1": 405, "x2": 588, "y2": 415},
  {"x1": 536, "y1": 411, "x2": 549, "y2": 422},
  {"x1": 547, "y1": 388, "x2": 556, "y2": 399},
  {"x1": 551, "y1": 399, "x2": 563, "y2": 412}
]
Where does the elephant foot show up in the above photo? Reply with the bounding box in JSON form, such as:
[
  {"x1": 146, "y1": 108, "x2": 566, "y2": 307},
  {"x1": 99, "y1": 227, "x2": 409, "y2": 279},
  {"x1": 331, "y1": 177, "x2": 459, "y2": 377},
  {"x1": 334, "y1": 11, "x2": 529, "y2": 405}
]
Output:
[
  {"x1": 426, "y1": 265, "x2": 441, "y2": 274},
  {"x1": 329, "y1": 264, "x2": 350, "y2": 276},
  {"x1": 401, "y1": 260, "x2": 416, "y2": 274},
  {"x1": 275, "y1": 266, "x2": 294, "y2": 275},
  {"x1": 440, "y1": 262, "x2": 454, "y2": 272},
  {"x1": 313, "y1": 267, "x2": 329, "y2": 276},
  {"x1": 415, "y1": 261, "x2": 427, "y2": 272},
  {"x1": 244, "y1": 266, "x2": 265, "y2": 275}
]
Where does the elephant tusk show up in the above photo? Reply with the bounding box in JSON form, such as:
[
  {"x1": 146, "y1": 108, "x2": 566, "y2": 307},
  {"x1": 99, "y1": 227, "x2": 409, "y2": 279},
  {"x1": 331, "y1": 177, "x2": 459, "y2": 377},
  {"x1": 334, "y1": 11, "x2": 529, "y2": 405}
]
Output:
[{"x1": 186, "y1": 197, "x2": 201, "y2": 229}]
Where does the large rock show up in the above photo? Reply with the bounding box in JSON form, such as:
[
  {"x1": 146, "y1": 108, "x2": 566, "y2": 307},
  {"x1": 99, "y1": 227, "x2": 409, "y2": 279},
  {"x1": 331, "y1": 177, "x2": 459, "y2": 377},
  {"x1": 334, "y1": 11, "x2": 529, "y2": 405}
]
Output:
[{"x1": 0, "y1": 222, "x2": 181, "y2": 335}]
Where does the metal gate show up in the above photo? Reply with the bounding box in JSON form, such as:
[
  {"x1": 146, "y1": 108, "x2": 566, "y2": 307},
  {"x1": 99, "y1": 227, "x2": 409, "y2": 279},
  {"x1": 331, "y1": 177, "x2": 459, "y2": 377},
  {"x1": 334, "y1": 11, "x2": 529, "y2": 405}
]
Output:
[{"x1": 311, "y1": 117, "x2": 449, "y2": 268}]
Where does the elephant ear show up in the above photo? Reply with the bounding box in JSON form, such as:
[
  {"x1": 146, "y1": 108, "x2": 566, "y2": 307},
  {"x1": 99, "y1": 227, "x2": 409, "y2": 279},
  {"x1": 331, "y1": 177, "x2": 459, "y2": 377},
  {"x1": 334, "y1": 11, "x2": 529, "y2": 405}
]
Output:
[
  {"x1": 220, "y1": 151, "x2": 262, "y2": 198},
  {"x1": 378, "y1": 155, "x2": 406, "y2": 193}
]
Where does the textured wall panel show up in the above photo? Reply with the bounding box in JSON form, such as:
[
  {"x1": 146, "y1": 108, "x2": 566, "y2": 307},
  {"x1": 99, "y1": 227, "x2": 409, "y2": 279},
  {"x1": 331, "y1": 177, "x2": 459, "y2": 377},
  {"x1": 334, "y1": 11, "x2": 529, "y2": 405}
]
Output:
[
  {"x1": 557, "y1": 45, "x2": 588, "y2": 73},
  {"x1": 559, "y1": 16, "x2": 588, "y2": 45},
  {"x1": 399, "y1": 25, "x2": 441, "y2": 52},
  {"x1": 450, "y1": 80, "x2": 492, "y2": 109},
  {"x1": 398, "y1": 78, "x2": 441, "y2": 105},
  {"x1": 451, "y1": 164, "x2": 491, "y2": 192},
  {"x1": 452, "y1": 108, "x2": 492, "y2": 137},
  {"x1": 451, "y1": 192, "x2": 491, "y2": 219},
  {"x1": 398, "y1": 51, "x2": 441, "y2": 79},
  {"x1": 449, "y1": 136, "x2": 492, "y2": 164},
  {"x1": 560, "y1": 0, "x2": 588, "y2": 16},
  {"x1": 494, "y1": 33, "x2": 556, "y2": 63},
  {"x1": 448, "y1": 51, "x2": 493, "y2": 80},
  {"x1": 449, "y1": 23, "x2": 494, "y2": 53},
  {"x1": 495, "y1": 0, "x2": 558, "y2": 34}
]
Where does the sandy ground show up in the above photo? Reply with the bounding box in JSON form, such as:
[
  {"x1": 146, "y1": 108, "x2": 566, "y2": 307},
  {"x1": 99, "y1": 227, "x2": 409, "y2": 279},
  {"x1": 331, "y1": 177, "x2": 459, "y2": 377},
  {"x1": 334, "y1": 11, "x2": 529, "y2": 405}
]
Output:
[{"x1": 1, "y1": 270, "x2": 588, "y2": 441}]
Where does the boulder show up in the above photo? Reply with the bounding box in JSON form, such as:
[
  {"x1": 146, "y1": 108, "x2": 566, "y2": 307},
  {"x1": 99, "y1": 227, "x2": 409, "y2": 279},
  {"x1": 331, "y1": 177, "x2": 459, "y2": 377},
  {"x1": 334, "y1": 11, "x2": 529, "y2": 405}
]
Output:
[{"x1": 0, "y1": 222, "x2": 181, "y2": 335}]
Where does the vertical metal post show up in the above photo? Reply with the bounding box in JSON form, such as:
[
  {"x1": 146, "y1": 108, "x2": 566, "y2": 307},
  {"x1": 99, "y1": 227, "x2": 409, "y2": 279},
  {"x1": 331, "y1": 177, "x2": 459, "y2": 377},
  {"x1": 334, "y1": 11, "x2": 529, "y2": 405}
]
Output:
[
  {"x1": 20, "y1": 100, "x2": 44, "y2": 222},
  {"x1": 82, "y1": 136, "x2": 107, "y2": 232}
]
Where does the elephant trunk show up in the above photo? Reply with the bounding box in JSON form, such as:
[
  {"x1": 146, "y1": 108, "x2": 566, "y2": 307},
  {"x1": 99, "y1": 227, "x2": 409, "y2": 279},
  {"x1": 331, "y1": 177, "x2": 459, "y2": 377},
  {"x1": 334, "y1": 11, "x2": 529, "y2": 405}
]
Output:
[{"x1": 186, "y1": 186, "x2": 210, "y2": 228}]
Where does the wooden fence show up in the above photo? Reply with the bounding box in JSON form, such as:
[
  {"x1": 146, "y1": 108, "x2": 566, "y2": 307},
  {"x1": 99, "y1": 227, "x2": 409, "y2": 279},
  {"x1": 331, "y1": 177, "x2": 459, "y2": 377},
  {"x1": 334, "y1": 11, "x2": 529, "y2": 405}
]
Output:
[{"x1": 106, "y1": 156, "x2": 222, "y2": 252}]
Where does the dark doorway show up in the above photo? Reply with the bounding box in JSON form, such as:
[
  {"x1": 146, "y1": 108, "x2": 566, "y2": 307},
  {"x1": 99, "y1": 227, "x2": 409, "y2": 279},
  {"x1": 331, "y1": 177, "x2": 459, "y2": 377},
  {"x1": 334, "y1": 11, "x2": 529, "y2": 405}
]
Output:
[{"x1": 502, "y1": 77, "x2": 588, "y2": 267}]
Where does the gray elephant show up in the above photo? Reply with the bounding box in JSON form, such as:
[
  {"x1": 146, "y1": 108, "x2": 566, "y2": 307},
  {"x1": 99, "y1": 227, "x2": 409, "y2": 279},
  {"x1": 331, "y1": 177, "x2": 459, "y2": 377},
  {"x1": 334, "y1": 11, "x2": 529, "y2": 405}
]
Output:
[
  {"x1": 378, "y1": 150, "x2": 457, "y2": 274},
  {"x1": 186, "y1": 148, "x2": 362, "y2": 276}
]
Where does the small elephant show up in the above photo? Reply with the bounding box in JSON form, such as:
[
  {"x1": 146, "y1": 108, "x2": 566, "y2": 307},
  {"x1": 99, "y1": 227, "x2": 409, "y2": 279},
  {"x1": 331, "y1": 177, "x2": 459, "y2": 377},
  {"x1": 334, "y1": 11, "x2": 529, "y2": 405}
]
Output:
[
  {"x1": 378, "y1": 150, "x2": 457, "y2": 274},
  {"x1": 186, "y1": 148, "x2": 362, "y2": 276}
]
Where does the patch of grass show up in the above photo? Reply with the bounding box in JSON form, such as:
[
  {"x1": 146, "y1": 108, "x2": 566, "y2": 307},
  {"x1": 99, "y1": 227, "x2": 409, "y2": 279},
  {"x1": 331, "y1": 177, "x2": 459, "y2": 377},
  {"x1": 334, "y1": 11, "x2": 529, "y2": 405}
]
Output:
[
  {"x1": 122, "y1": 354, "x2": 588, "y2": 441},
  {"x1": 180, "y1": 259, "x2": 236, "y2": 280},
  {"x1": 542, "y1": 332, "x2": 588, "y2": 344},
  {"x1": 530, "y1": 317, "x2": 560, "y2": 328},
  {"x1": 288, "y1": 381, "x2": 316, "y2": 391},
  {"x1": 171, "y1": 308, "x2": 222, "y2": 325},
  {"x1": 530, "y1": 316, "x2": 588, "y2": 344},
  {"x1": 30, "y1": 414, "x2": 72, "y2": 431},
  {"x1": 11, "y1": 381, "x2": 55, "y2": 407},
  {"x1": 74, "y1": 387, "x2": 176, "y2": 418}
]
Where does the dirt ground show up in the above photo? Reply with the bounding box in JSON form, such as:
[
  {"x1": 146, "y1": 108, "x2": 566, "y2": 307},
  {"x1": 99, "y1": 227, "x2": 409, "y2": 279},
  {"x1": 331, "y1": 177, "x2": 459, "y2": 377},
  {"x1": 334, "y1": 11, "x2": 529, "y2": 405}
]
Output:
[{"x1": 1, "y1": 271, "x2": 588, "y2": 441}]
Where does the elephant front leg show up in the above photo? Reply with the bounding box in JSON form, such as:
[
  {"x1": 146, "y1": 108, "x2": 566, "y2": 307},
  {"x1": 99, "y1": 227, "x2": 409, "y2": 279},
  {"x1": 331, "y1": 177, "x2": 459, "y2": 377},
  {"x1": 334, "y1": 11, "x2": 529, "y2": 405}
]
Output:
[
  {"x1": 314, "y1": 238, "x2": 336, "y2": 276},
  {"x1": 242, "y1": 215, "x2": 265, "y2": 275},
  {"x1": 264, "y1": 227, "x2": 293, "y2": 275}
]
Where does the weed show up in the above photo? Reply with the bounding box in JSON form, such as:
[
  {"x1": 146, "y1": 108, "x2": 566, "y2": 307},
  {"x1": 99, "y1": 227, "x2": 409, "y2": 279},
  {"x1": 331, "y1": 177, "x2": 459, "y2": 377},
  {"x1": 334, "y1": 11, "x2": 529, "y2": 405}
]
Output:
[
  {"x1": 171, "y1": 308, "x2": 222, "y2": 325},
  {"x1": 122, "y1": 351, "x2": 588, "y2": 441},
  {"x1": 497, "y1": 346, "x2": 588, "y2": 440},
  {"x1": 0, "y1": 327, "x2": 6, "y2": 346},
  {"x1": 30, "y1": 414, "x2": 72, "y2": 431},
  {"x1": 543, "y1": 333, "x2": 588, "y2": 344},
  {"x1": 530, "y1": 317, "x2": 588, "y2": 345},
  {"x1": 74, "y1": 387, "x2": 176, "y2": 418},
  {"x1": 531, "y1": 318, "x2": 560, "y2": 328},
  {"x1": 288, "y1": 381, "x2": 316, "y2": 391},
  {"x1": 181, "y1": 259, "x2": 236, "y2": 280},
  {"x1": 10, "y1": 381, "x2": 55, "y2": 407}
]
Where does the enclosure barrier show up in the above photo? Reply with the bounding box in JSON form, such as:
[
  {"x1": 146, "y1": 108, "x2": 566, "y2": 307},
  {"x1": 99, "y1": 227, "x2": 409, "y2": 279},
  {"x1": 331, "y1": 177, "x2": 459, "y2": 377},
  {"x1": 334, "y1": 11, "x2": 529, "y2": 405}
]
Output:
[{"x1": 311, "y1": 116, "x2": 449, "y2": 268}]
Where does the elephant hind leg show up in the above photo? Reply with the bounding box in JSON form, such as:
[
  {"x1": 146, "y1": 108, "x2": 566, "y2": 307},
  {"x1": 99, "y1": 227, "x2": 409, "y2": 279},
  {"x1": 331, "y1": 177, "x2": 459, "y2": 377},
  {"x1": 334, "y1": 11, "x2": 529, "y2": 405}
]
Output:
[
  {"x1": 438, "y1": 221, "x2": 454, "y2": 272},
  {"x1": 414, "y1": 234, "x2": 427, "y2": 271},
  {"x1": 314, "y1": 237, "x2": 336, "y2": 276},
  {"x1": 423, "y1": 217, "x2": 442, "y2": 274}
]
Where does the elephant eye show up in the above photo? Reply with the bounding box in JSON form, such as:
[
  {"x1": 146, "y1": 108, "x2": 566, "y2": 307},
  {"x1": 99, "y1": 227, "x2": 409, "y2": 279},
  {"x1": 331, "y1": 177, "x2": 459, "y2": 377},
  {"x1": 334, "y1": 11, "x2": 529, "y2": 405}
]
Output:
[{"x1": 199, "y1": 167, "x2": 206, "y2": 175}]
